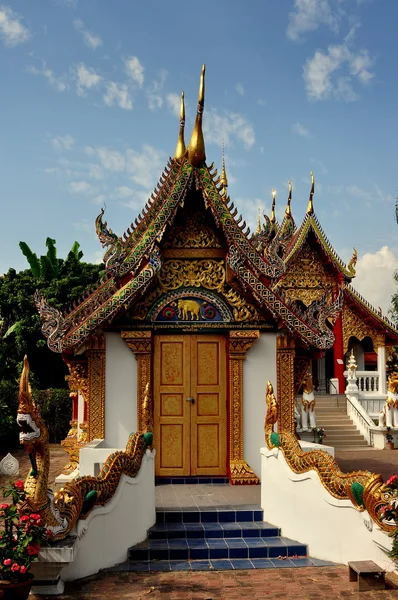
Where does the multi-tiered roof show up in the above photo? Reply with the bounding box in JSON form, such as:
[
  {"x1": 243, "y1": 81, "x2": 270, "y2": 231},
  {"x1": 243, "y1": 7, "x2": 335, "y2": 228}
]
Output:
[{"x1": 36, "y1": 66, "x2": 398, "y2": 354}]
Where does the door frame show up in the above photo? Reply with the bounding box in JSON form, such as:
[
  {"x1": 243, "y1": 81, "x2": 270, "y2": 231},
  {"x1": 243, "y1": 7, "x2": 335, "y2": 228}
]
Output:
[{"x1": 121, "y1": 328, "x2": 260, "y2": 484}]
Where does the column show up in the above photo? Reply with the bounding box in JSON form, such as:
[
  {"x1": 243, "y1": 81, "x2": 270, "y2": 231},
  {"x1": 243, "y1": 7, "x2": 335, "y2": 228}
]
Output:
[
  {"x1": 333, "y1": 314, "x2": 345, "y2": 394},
  {"x1": 228, "y1": 330, "x2": 260, "y2": 485},
  {"x1": 377, "y1": 336, "x2": 386, "y2": 394},
  {"x1": 86, "y1": 334, "x2": 106, "y2": 441},
  {"x1": 121, "y1": 331, "x2": 153, "y2": 432},
  {"x1": 276, "y1": 334, "x2": 295, "y2": 434}
]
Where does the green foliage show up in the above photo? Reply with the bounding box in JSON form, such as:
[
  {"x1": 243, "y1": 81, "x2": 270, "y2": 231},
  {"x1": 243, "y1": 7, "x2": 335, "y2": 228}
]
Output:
[
  {"x1": 33, "y1": 389, "x2": 72, "y2": 443},
  {"x1": 0, "y1": 241, "x2": 104, "y2": 448}
]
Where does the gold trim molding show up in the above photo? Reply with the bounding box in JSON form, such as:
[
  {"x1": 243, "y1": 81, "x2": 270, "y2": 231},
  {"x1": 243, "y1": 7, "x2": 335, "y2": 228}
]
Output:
[
  {"x1": 121, "y1": 330, "x2": 153, "y2": 431},
  {"x1": 228, "y1": 330, "x2": 260, "y2": 485},
  {"x1": 342, "y1": 304, "x2": 385, "y2": 354},
  {"x1": 276, "y1": 334, "x2": 296, "y2": 434},
  {"x1": 87, "y1": 334, "x2": 106, "y2": 441}
]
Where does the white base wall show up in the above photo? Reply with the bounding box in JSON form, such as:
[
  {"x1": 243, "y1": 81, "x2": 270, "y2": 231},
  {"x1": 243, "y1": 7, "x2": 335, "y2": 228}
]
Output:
[
  {"x1": 261, "y1": 446, "x2": 394, "y2": 570},
  {"x1": 105, "y1": 333, "x2": 138, "y2": 448},
  {"x1": 60, "y1": 450, "x2": 155, "y2": 582},
  {"x1": 243, "y1": 333, "x2": 277, "y2": 478}
]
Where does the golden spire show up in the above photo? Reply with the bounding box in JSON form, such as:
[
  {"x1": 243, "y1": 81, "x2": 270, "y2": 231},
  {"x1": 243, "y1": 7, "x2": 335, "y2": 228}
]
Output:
[
  {"x1": 187, "y1": 64, "x2": 206, "y2": 167},
  {"x1": 220, "y1": 142, "x2": 228, "y2": 195},
  {"x1": 306, "y1": 171, "x2": 315, "y2": 215},
  {"x1": 256, "y1": 208, "x2": 262, "y2": 234},
  {"x1": 285, "y1": 181, "x2": 292, "y2": 216},
  {"x1": 270, "y1": 189, "x2": 276, "y2": 223},
  {"x1": 174, "y1": 91, "x2": 186, "y2": 160}
]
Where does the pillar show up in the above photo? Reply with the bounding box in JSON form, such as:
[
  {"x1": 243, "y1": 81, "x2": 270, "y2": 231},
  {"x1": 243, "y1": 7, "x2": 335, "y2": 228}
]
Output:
[
  {"x1": 121, "y1": 331, "x2": 153, "y2": 432},
  {"x1": 228, "y1": 330, "x2": 260, "y2": 485},
  {"x1": 276, "y1": 334, "x2": 296, "y2": 434},
  {"x1": 333, "y1": 314, "x2": 345, "y2": 394},
  {"x1": 377, "y1": 337, "x2": 386, "y2": 394},
  {"x1": 86, "y1": 334, "x2": 106, "y2": 441}
]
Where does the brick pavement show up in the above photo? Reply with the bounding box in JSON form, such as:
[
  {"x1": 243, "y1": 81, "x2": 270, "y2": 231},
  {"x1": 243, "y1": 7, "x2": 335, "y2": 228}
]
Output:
[{"x1": 30, "y1": 567, "x2": 398, "y2": 600}]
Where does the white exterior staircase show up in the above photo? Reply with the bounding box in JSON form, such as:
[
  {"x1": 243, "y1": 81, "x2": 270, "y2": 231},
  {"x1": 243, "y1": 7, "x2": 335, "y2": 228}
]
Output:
[{"x1": 310, "y1": 394, "x2": 369, "y2": 449}]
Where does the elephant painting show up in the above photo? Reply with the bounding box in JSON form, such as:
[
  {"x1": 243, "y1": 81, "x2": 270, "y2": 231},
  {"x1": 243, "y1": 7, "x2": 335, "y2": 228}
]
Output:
[{"x1": 177, "y1": 299, "x2": 202, "y2": 321}]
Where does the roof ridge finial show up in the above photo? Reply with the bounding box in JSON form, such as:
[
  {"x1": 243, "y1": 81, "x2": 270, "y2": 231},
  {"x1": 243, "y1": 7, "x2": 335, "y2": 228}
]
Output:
[
  {"x1": 174, "y1": 91, "x2": 186, "y2": 160},
  {"x1": 187, "y1": 64, "x2": 206, "y2": 167},
  {"x1": 270, "y1": 189, "x2": 276, "y2": 223},
  {"x1": 285, "y1": 181, "x2": 292, "y2": 216},
  {"x1": 256, "y1": 208, "x2": 262, "y2": 235},
  {"x1": 307, "y1": 171, "x2": 314, "y2": 215},
  {"x1": 220, "y1": 141, "x2": 228, "y2": 196}
]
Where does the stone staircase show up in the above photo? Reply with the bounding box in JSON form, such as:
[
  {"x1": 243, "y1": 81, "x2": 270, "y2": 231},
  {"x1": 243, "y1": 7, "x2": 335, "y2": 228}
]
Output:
[{"x1": 313, "y1": 394, "x2": 369, "y2": 449}]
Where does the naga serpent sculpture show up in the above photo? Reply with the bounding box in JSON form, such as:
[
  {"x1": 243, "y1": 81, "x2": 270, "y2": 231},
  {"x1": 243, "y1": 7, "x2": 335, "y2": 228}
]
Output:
[
  {"x1": 264, "y1": 380, "x2": 398, "y2": 534},
  {"x1": 17, "y1": 356, "x2": 153, "y2": 541}
]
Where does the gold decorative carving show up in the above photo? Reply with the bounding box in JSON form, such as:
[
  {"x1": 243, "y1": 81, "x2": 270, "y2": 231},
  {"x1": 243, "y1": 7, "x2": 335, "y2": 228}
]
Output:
[
  {"x1": 162, "y1": 248, "x2": 225, "y2": 259},
  {"x1": 60, "y1": 418, "x2": 79, "y2": 474},
  {"x1": 294, "y1": 358, "x2": 311, "y2": 396},
  {"x1": 162, "y1": 212, "x2": 222, "y2": 248},
  {"x1": 342, "y1": 304, "x2": 385, "y2": 353},
  {"x1": 64, "y1": 358, "x2": 89, "y2": 403},
  {"x1": 228, "y1": 330, "x2": 260, "y2": 484},
  {"x1": 276, "y1": 335, "x2": 295, "y2": 434},
  {"x1": 275, "y1": 244, "x2": 335, "y2": 306},
  {"x1": 121, "y1": 331, "x2": 153, "y2": 431},
  {"x1": 86, "y1": 334, "x2": 106, "y2": 441},
  {"x1": 133, "y1": 259, "x2": 259, "y2": 322}
]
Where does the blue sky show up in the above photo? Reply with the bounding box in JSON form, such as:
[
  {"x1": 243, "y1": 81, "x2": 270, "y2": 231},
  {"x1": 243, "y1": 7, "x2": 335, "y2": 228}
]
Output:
[{"x1": 1, "y1": 0, "x2": 397, "y2": 312}]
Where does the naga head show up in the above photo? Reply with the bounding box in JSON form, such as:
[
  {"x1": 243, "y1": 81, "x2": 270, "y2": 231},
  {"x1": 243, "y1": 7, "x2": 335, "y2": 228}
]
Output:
[
  {"x1": 17, "y1": 356, "x2": 48, "y2": 453},
  {"x1": 388, "y1": 372, "x2": 398, "y2": 394}
]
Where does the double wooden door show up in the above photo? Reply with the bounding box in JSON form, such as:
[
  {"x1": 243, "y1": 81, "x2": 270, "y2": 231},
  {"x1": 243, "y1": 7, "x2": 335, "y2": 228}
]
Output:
[{"x1": 154, "y1": 334, "x2": 227, "y2": 476}]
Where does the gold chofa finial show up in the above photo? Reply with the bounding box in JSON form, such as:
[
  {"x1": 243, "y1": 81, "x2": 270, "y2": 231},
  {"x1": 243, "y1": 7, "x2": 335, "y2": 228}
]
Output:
[
  {"x1": 307, "y1": 171, "x2": 315, "y2": 215},
  {"x1": 256, "y1": 208, "x2": 262, "y2": 235},
  {"x1": 270, "y1": 189, "x2": 276, "y2": 223},
  {"x1": 174, "y1": 91, "x2": 186, "y2": 160},
  {"x1": 220, "y1": 142, "x2": 228, "y2": 196},
  {"x1": 187, "y1": 64, "x2": 206, "y2": 167},
  {"x1": 285, "y1": 181, "x2": 292, "y2": 216}
]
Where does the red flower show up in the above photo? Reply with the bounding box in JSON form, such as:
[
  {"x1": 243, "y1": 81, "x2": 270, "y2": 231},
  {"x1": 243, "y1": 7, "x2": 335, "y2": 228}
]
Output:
[
  {"x1": 19, "y1": 515, "x2": 30, "y2": 523},
  {"x1": 0, "y1": 503, "x2": 9, "y2": 510},
  {"x1": 3, "y1": 559, "x2": 12, "y2": 566},
  {"x1": 20, "y1": 565, "x2": 28, "y2": 575},
  {"x1": 30, "y1": 513, "x2": 41, "y2": 521},
  {"x1": 14, "y1": 480, "x2": 24, "y2": 490},
  {"x1": 386, "y1": 475, "x2": 398, "y2": 487},
  {"x1": 27, "y1": 543, "x2": 40, "y2": 556},
  {"x1": 11, "y1": 563, "x2": 20, "y2": 572}
]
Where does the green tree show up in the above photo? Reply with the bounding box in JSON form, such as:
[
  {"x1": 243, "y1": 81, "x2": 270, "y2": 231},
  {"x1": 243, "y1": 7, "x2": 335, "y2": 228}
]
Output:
[{"x1": 19, "y1": 238, "x2": 84, "y2": 282}]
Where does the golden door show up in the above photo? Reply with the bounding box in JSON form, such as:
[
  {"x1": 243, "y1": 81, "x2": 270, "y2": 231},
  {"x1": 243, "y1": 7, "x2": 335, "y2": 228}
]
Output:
[{"x1": 154, "y1": 334, "x2": 227, "y2": 476}]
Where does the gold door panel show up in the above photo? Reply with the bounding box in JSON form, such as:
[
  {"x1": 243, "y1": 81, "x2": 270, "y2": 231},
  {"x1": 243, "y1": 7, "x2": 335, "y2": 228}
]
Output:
[{"x1": 154, "y1": 334, "x2": 226, "y2": 477}]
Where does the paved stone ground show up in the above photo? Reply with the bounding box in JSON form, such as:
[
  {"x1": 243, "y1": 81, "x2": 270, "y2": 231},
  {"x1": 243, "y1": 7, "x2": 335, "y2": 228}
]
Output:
[{"x1": 30, "y1": 567, "x2": 398, "y2": 599}]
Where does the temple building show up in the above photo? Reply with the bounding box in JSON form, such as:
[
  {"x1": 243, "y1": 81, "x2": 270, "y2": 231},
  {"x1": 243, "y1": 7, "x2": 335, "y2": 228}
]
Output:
[{"x1": 36, "y1": 65, "x2": 398, "y2": 484}]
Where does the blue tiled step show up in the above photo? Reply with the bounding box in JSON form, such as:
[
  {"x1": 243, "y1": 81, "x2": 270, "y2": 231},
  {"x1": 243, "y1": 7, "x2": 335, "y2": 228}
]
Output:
[
  {"x1": 105, "y1": 557, "x2": 334, "y2": 572},
  {"x1": 128, "y1": 536, "x2": 307, "y2": 561},
  {"x1": 156, "y1": 508, "x2": 263, "y2": 524},
  {"x1": 148, "y1": 521, "x2": 280, "y2": 539}
]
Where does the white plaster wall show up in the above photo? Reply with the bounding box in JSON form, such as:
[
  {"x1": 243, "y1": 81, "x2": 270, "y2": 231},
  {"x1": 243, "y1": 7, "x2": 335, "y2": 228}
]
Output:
[
  {"x1": 105, "y1": 333, "x2": 138, "y2": 448},
  {"x1": 243, "y1": 333, "x2": 277, "y2": 478},
  {"x1": 60, "y1": 450, "x2": 156, "y2": 582},
  {"x1": 261, "y1": 447, "x2": 394, "y2": 570}
]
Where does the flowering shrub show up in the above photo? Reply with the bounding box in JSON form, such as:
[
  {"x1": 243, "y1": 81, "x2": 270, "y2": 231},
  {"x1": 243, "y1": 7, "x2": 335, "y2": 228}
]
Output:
[
  {"x1": 0, "y1": 480, "x2": 50, "y2": 582},
  {"x1": 312, "y1": 427, "x2": 326, "y2": 444}
]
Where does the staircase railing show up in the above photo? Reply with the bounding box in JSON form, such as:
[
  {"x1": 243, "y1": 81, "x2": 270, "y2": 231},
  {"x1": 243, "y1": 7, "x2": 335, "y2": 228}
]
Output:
[{"x1": 345, "y1": 394, "x2": 374, "y2": 445}]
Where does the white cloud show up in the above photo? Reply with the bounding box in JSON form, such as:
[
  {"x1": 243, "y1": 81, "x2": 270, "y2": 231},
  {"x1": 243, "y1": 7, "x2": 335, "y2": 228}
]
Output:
[
  {"x1": 85, "y1": 146, "x2": 126, "y2": 172},
  {"x1": 75, "y1": 63, "x2": 102, "y2": 96},
  {"x1": 103, "y1": 81, "x2": 133, "y2": 110},
  {"x1": 147, "y1": 69, "x2": 168, "y2": 111},
  {"x1": 287, "y1": 0, "x2": 343, "y2": 41},
  {"x1": 73, "y1": 18, "x2": 102, "y2": 50},
  {"x1": 303, "y1": 35, "x2": 374, "y2": 101},
  {"x1": 353, "y1": 246, "x2": 398, "y2": 315},
  {"x1": 257, "y1": 98, "x2": 266, "y2": 106},
  {"x1": 204, "y1": 108, "x2": 255, "y2": 149},
  {"x1": 166, "y1": 93, "x2": 181, "y2": 117},
  {"x1": 235, "y1": 82, "x2": 245, "y2": 95},
  {"x1": 68, "y1": 180, "x2": 95, "y2": 194},
  {"x1": 113, "y1": 186, "x2": 134, "y2": 199},
  {"x1": 126, "y1": 144, "x2": 165, "y2": 188},
  {"x1": 27, "y1": 63, "x2": 68, "y2": 92},
  {"x1": 49, "y1": 134, "x2": 75, "y2": 150},
  {"x1": 125, "y1": 56, "x2": 144, "y2": 87},
  {"x1": 0, "y1": 5, "x2": 30, "y2": 46},
  {"x1": 292, "y1": 122, "x2": 310, "y2": 137}
]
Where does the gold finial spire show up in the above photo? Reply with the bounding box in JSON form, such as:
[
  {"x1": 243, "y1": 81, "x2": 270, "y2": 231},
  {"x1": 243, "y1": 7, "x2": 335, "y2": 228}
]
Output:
[
  {"x1": 174, "y1": 91, "x2": 186, "y2": 160},
  {"x1": 270, "y1": 189, "x2": 276, "y2": 223},
  {"x1": 285, "y1": 181, "x2": 292, "y2": 216},
  {"x1": 306, "y1": 171, "x2": 314, "y2": 215},
  {"x1": 187, "y1": 64, "x2": 206, "y2": 167},
  {"x1": 220, "y1": 142, "x2": 228, "y2": 195},
  {"x1": 256, "y1": 208, "x2": 262, "y2": 235}
]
